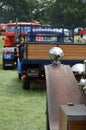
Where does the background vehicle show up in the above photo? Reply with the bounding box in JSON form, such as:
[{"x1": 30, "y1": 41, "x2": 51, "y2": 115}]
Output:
[
  {"x1": 17, "y1": 25, "x2": 75, "y2": 89},
  {"x1": 2, "y1": 21, "x2": 40, "y2": 69},
  {"x1": 17, "y1": 25, "x2": 86, "y2": 90},
  {"x1": 79, "y1": 29, "x2": 86, "y2": 43},
  {"x1": 74, "y1": 27, "x2": 83, "y2": 35}
]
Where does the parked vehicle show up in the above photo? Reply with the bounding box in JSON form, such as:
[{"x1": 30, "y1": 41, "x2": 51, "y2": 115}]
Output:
[
  {"x1": 79, "y1": 29, "x2": 86, "y2": 43},
  {"x1": 2, "y1": 21, "x2": 40, "y2": 69},
  {"x1": 17, "y1": 25, "x2": 77, "y2": 89}
]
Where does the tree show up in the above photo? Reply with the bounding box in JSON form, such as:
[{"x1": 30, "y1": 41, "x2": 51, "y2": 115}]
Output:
[
  {"x1": 46, "y1": 0, "x2": 86, "y2": 27},
  {"x1": 32, "y1": 0, "x2": 53, "y2": 24},
  {"x1": 0, "y1": 0, "x2": 86, "y2": 27},
  {"x1": 0, "y1": 0, "x2": 38, "y2": 22}
]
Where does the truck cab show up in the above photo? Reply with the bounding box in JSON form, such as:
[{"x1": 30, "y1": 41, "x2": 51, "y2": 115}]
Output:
[{"x1": 2, "y1": 21, "x2": 40, "y2": 69}]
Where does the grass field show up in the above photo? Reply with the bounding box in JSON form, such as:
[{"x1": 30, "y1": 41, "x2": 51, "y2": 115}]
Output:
[{"x1": 0, "y1": 36, "x2": 46, "y2": 130}]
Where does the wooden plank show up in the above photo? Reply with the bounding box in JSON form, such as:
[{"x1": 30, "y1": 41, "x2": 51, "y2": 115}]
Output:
[
  {"x1": 59, "y1": 44, "x2": 86, "y2": 60},
  {"x1": 24, "y1": 44, "x2": 86, "y2": 60},
  {"x1": 26, "y1": 44, "x2": 57, "y2": 59},
  {"x1": 45, "y1": 64, "x2": 86, "y2": 130}
]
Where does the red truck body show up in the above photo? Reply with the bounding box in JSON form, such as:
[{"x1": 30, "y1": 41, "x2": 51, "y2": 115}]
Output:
[{"x1": 2, "y1": 21, "x2": 40, "y2": 69}]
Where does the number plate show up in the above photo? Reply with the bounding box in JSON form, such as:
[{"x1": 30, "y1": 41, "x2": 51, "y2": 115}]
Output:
[
  {"x1": 3, "y1": 54, "x2": 12, "y2": 59},
  {"x1": 27, "y1": 69, "x2": 39, "y2": 77}
]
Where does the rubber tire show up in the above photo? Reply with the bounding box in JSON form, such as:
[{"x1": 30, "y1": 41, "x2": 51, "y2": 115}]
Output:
[
  {"x1": 18, "y1": 73, "x2": 21, "y2": 79},
  {"x1": 3, "y1": 61, "x2": 6, "y2": 70},
  {"x1": 22, "y1": 77, "x2": 30, "y2": 90}
]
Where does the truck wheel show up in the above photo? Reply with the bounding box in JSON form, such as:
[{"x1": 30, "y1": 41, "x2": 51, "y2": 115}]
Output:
[
  {"x1": 3, "y1": 62, "x2": 6, "y2": 70},
  {"x1": 3, "y1": 65, "x2": 6, "y2": 70},
  {"x1": 18, "y1": 73, "x2": 21, "y2": 79},
  {"x1": 23, "y1": 77, "x2": 30, "y2": 90}
]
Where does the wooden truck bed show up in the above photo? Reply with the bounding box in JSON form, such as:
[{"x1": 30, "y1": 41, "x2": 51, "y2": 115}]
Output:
[
  {"x1": 24, "y1": 44, "x2": 86, "y2": 60},
  {"x1": 45, "y1": 64, "x2": 86, "y2": 130},
  {"x1": 24, "y1": 44, "x2": 57, "y2": 59},
  {"x1": 58, "y1": 44, "x2": 86, "y2": 60}
]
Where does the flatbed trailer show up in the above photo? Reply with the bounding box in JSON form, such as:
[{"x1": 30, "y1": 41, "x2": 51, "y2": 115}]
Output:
[{"x1": 45, "y1": 64, "x2": 86, "y2": 130}]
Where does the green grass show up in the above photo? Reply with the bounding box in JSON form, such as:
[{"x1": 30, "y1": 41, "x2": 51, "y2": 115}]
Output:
[{"x1": 0, "y1": 36, "x2": 46, "y2": 130}]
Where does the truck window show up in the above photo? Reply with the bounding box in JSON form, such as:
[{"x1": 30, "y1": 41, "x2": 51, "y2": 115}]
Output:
[
  {"x1": 17, "y1": 26, "x2": 31, "y2": 34},
  {"x1": 24, "y1": 26, "x2": 31, "y2": 33},
  {"x1": 6, "y1": 26, "x2": 15, "y2": 32}
]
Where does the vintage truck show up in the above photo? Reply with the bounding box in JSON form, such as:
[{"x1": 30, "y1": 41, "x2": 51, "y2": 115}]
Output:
[
  {"x1": 2, "y1": 21, "x2": 40, "y2": 69},
  {"x1": 18, "y1": 25, "x2": 74, "y2": 89},
  {"x1": 17, "y1": 25, "x2": 86, "y2": 89}
]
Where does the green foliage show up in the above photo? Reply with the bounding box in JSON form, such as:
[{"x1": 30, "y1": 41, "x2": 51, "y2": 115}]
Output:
[
  {"x1": 0, "y1": 0, "x2": 38, "y2": 22},
  {"x1": 0, "y1": 0, "x2": 86, "y2": 26},
  {"x1": 46, "y1": 0, "x2": 86, "y2": 26}
]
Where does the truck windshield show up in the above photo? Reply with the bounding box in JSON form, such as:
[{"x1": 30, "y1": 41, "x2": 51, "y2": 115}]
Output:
[
  {"x1": 18, "y1": 26, "x2": 31, "y2": 33},
  {"x1": 6, "y1": 26, "x2": 15, "y2": 32},
  {"x1": 6, "y1": 25, "x2": 31, "y2": 34}
]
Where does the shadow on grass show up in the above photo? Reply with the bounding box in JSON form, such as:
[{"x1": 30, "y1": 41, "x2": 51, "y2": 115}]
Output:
[
  {"x1": 30, "y1": 81, "x2": 46, "y2": 91},
  {"x1": 9, "y1": 77, "x2": 46, "y2": 97}
]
